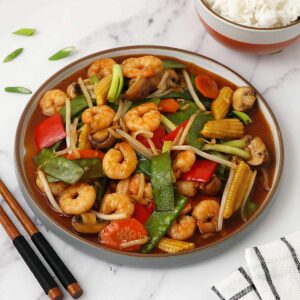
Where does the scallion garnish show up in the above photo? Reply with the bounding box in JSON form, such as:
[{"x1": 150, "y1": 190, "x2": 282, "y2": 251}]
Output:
[
  {"x1": 48, "y1": 46, "x2": 75, "y2": 61},
  {"x1": 3, "y1": 48, "x2": 23, "y2": 63},
  {"x1": 107, "y1": 64, "x2": 123, "y2": 103},
  {"x1": 233, "y1": 111, "x2": 252, "y2": 125},
  {"x1": 4, "y1": 86, "x2": 32, "y2": 94},
  {"x1": 13, "y1": 28, "x2": 36, "y2": 36}
]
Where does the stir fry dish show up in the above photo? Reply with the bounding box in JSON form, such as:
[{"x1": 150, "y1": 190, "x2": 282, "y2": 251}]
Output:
[{"x1": 25, "y1": 55, "x2": 275, "y2": 254}]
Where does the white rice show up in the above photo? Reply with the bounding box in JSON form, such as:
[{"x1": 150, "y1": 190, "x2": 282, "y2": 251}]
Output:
[{"x1": 204, "y1": 0, "x2": 300, "y2": 28}]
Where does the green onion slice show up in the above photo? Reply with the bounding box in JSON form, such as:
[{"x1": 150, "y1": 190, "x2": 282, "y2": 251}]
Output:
[
  {"x1": 13, "y1": 28, "x2": 36, "y2": 36},
  {"x1": 48, "y1": 46, "x2": 75, "y2": 61},
  {"x1": 3, "y1": 48, "x2": 23, "y2": 63},
  {"x1": 4, "y1": 86, "x2": 32, "y2": 94},
  {"x1": 163, "y1": 60, "x2": 185, "y2": 69},
  {"x1": 233, "y1": 111, "x2": 252, "y2": 125}
]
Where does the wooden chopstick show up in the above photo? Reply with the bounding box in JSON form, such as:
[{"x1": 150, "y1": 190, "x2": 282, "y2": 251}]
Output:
[
  {"x1": 0, "y1": 204, "x2": 63, "y2": 300},
  {"x1": 0, "y1": 179, "x2": 83, "y2": 299}
]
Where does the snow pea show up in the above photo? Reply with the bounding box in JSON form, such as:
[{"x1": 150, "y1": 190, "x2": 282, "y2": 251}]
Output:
[
  {"x1": 59, "y1": 96, "x2": 95, "y2": 122},
  {"x1": 136, "y1": 155, "x2": 151, "y2": 176},
  {"x1": 75, "y1": 158, "x2": 104, "y2": 180},
  {"x1": 186, "y1": 112, "x2": 213, "y2": 149},
  {"x1": 142, "y1": 192, "x2": 188, "y2": 253},
  {"x1": 33, "y1": 148, "x2": 55, "y2": 166},
  {"x1": 160, "y1": 90, "x2": 192, "y2": 101},
  {"x1": 42, "y1": 157, "x2": 84, "y2": 184},
  {"x1": 165, "y1": 100, "x2": 198, "y2": 125},
  {"x1": 150, "y1": 152, "x2": 174, "y2": 211},
  {"x1": 162, "y1": 60, "x2": 185, "y2": 70}
]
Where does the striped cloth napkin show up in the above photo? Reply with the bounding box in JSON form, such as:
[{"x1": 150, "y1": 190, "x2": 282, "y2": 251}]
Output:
[{"x1": 212, "y1": 231, "x2": 300, "y2": 299}]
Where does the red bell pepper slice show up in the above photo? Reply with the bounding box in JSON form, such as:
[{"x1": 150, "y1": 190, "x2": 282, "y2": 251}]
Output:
[
  {"x1": 181, "y1": 160, "x2": 218, "y2": 182},
  {"x1": 35, "y1": 114, "x2": 66, "y2": 150},
  {"x1": 65, "y1": 149, "x2": 105, "y2": 160},
  {"x1": 162, "y1": 119, "x2": 189, "y2": 142},
  {"x1": 136, "y1": 126, "x2": 166, "y2": 149},
  {"x1": 133, "y1": 203, "x2": 153, "y2": 224}
]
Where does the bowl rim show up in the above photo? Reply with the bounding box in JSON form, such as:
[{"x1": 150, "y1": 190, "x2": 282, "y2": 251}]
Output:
[
  {"x1": 198, "y1": 0, "x2": 300, "y2": 31},
  {"x1": 14, "y1": 45, "x2": 284, "y2": 259}
]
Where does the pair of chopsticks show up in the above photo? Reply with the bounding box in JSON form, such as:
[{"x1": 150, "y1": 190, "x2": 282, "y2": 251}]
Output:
[{"x1": 0, "y1": 179, "x2": 83, "y2": 300}]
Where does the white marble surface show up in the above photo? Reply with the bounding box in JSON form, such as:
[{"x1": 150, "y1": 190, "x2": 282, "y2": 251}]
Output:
[{"x1": 0, "y1": 0, "x2": 300, "y2": 299}]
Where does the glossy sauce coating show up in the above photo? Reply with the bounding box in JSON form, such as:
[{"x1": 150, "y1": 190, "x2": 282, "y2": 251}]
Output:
[{"x1": 24, "y1": 55, "x2": 275, "y2": 254}]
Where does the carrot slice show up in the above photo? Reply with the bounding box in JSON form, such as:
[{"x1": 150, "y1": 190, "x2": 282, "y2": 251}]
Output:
[
  {"x1": 100, "y1": 218, "x2": 148, "y2": 251},
  {"x1": 158, "y1": 98, "x2": 180, "y2": 113},
  {"x1": 195, "y1": 75, "x2": 219, "y2": 99}
]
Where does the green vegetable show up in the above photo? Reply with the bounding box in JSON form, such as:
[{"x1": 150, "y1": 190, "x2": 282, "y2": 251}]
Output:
[
  {"x1": 246, "y1": 201, "x2": 258, "y2": 216},
  {"x1": 3, "y1": 48, "x2": 23, "y2": 63},
  {"x1": 130, "y1": 97, "x2": 160, "y2": 109},
  {"x1": 13, "y1": 28, "x2": 36, "y2": 36},
  {"x1": 48, "y1": 46, "x2": 75, "y2": 61},
  {"x1": 94, "y1": 178, "x2": 108, "y2": 210},
  {"x1": 210, "y1": 151, "x2": 229, "y2": 181},
  {"x1": 42, "y1": 157, "x2": 84, "y2": 184},
  {"x1": 136, "y1": 156, "x2": 151, "y2": 176},
  {"x1": 59, "y1": 95, "x2": 93, "y2": 122},
  {"x1": 108, "y1": 64, "x2": 123, "y2": 103},
  {"x1": 142, "y1": 192, "x2": 187, "y2": 253},
  {"x1": 186, "y1": 113, "x2": 213, "y2": 149},
  {"x1": 162, "y1": 60, "x2": 185, "y2": 69},
  {"x1": 151, "y1": 152, "x2": 174, "y2": 211},
  {"x1": 33, "y1": 149, "x2": 55, "y2": 166},
  {"x1": 162, "y1": 141, "x2": 172, "y2": 153},
  {"x1": 165, "y1": 100, "x2": 198, "y2": 125},
  {"x1": 47, "y1": 175, "x2": 60, "y2": 183},
  {"x1": 221, "y1": 139, "x2": 247, "y2": 149},
  {"x1": 4, "y1": 86, "x2": 32, "y2": 94},
  {"x1": 89, "y1": 74, "x2": 99, "y2": 84},
  {"x1": 202, "y1": 144, "x2": 251, "y2": 160},
  {"x1": 232, "y1": 111, "x2": 252, "y2": 125},
  {"x1": 49, "y1": 140, "x2": 64, "y2": 151},
  {"x1": 75, "y1": 158, "x2": 104, "y2": 180},
  {"x1": 160, "y1": 90, "x2": 192, "y2": 101},
  {"x1": 160, "y1": 115, "x2": 176, "y2": 131}
]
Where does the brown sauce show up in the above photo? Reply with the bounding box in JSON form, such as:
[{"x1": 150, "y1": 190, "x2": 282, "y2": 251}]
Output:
[{"x1": 24, "y1": 55, "x2": 275, "y2": 254}]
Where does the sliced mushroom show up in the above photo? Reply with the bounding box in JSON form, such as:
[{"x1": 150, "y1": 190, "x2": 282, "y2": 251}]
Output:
[
  {"x1": 125, "y1": 75, "x2": 151, "y2": 101},
  {"x1": 89, "y1": 129, "x2": 116, "y2": 149},
  {"x1": 72, "y1": 212, "x2": 109, "y2": 234},
  {"x1": 232, "y1": 86, "x2": 256, "y2": 112},
  {"x1": 67, "y1": 82, "x2": 82, "y2": 99},
  {"x1": 247, "y1": 137, "x2": 269, "y2": 166},
  {"x1": 199, "y1": 175, "x2": 222, "y2": 196}
]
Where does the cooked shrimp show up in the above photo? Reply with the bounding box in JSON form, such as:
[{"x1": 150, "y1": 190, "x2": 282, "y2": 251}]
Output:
[
  {"x1": 116, "y1": 174, "x2": 153, "y2": 205},
  {"x1": 180, "y1": 202, "x2": 193, "y2": 215},
  {"x1": 122, "y1": 56, "x2": 163, "y2": 78},
  {"x1": 82, "y1": 105, "x2": 115, "y2": 131},
  {"x1": 192, "y1": 200, "x2": 220, "y2": 234},
  {"x1": 39, "y1": 89, "x2": 69, "y2": 116},
  {"x1": 103, "y1": 142, "x2": 138, "y2": 179},
  {"x1": 124, "y1": 102, "x2": 161, "y2": 132},
  {"x1": 176, "y1": 181, "x2": 198, "y2": 197},
  {"x1": 59, "y1": 183, "x2": 96, "y2": 215},
  {"x1": 167, "y1": 215, "x2": 196, "y2": 241},
  {"x1": 87, "y1": 58, "x2": 116, "y2": 78},
  {"x1": 172, "y1": 150, "x2": 196, "y2": 179},
  {"x1": 36, "y1": 175, "x2": 68, "y2": 197},
  {"x1": 100, "y1": 193, "x2": 134, "y2": 218}
]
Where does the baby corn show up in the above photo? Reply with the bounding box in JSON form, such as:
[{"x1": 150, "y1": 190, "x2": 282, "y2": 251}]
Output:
[
  {"x1": 94, "y1": 74, "x2": 112, "y2": 105},
  {"x1": 201, "y1": 118, "x2": 244, "y2": 139},
  {"x1": 211, "y1": 86, "x2": 233, "y2": 120},
  {"x1": 78, "y1": 124, "x2": 92, "y2": 150},
  {"x1": 158, "y1": 238, "x2": 195, "y2": 254},
  {"x1": 223, "y1": 161, "x2": 253, "y2": 219}
]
